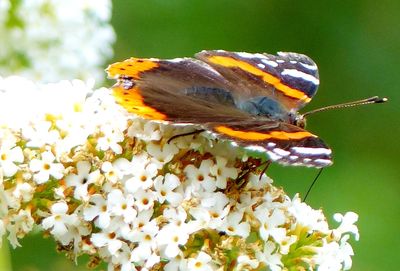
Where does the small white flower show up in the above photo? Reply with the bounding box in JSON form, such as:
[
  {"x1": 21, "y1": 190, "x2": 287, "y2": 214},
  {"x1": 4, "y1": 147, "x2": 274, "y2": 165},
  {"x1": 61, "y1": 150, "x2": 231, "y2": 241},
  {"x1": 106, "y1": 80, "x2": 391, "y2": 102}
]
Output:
[
  {"x1": 130, "y1": 222, "x2": 159, "y2": 262},
  {"x1": 133, "y1": 189, "x2": 155, "y2": 211},
  {"x1": 0, "y1": 144, "x2": 24, "y2": 177},
  {"x1": 157, "y1": 223, "x2": 189, "y2": 258},
  {"x1": 12, "y1": 182, "x2": 34, "y2": 202},
  {"x1": 22, "y1": 121, "x2": 60, "y2": 148},
  {"x1": 279, "y1": 235, "x2": 297, "y2": 255},
  {"x1": 124, "y1": 162, "x2": 158, "y2": 193},
  {"x1": 142, "y1": 252, "x2": 161, "y2": 269},
  {"x1": 247, "y1": 171, "x2": 273, "y2": 189},
  {"x1": 339, "y1": 235, "x2": 355, "y2": 270},
  {"x1": 333, "y1": 212, "x2": 359, "y2": 241},
  {"x1": 153, "y1": 173, "x2": 183, "y2": 207},
  {"x1": 132, "y1": 209, "x2": 154, "y2": 231},
  {"x1": 190, "y1": 191, "x2": 230, "y2": 230},
  {"x1": 101, "y1": 158, "x2": 130, "y2": 184},
  {"x1": 187, "y1": 252, "x2": 215, "y2": 271},
  {"x1": 256, "y1": 241, "x2": 283, "y2": 271},
  {"x1": 29, "y1": 151, "x2": 64, "y2": 184},
  {"x1": 97, "y1": 125, "x2": 124, "y2": 154},
  {"x1": 107, "y1": 189, "x2": 137, "y2": 223},
  {"x1": 65, "y1": 161, "x2": 101, "y2": 201},
  {"x1": 221, "y1": 211, "x2": 250, "y2": 238},
  {"x1": 209, "y1": 157, "x2": 238, "y2": 189},
  {"x1": 6, "y1": 209, "x2": 34, "y2": 248},
  {"x1": 236, "y1": 255, "x2": 260, "y2": 270},
  {"x1": 184, "y1": 160, "x2": 217, "y2": 193},
  {"x1": 147, "y1": 142, "x2": 179, "y2": 165},
  {"x1": 42, "y1": 201, "x2": 79, "y2": 237},
  {"x1": 164, "y1": 252, "x2": 188, "y2": 271},
  {"x1": 83, "y1": 194, "x2": 111, "y2": 229},
  {"x1": 315, "y1": 240, "x2": 345, "y2": 271},
  {"x1": 163, "y1": 206, "x2": 188, "y2": 225},
  {"x1": 91, "y1": 229, "x2": 123, "y2": 255},
  {"x1": 109, "y1": 243, "x2": 138, "y2": 271},
  {"x1": 288, "y1": 195, "x2": 329, "y2": 233},
  {"x1": 118, "y1": 210, "x2": 156, "y2": 241},
  {"x1": 127, "y1": 120, "x2": 162, "y2": 141},
  {"x1": 255, "y1": 208, "x2": 287, "y2": 243}
]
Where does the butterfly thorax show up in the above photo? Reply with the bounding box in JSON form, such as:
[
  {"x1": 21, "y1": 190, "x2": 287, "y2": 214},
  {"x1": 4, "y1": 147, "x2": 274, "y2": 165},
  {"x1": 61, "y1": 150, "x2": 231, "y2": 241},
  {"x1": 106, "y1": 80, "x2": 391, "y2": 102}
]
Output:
[{"x1": 237, "y1": 96, "x2": 306, "y2": 128}]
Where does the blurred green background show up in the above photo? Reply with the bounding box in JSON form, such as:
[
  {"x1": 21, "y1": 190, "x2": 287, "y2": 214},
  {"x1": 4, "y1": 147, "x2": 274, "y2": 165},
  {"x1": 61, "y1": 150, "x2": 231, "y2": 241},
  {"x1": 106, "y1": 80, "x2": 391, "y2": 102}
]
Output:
[{"x1": 11, "y1": 0, "x2": 399, "y2": 270}]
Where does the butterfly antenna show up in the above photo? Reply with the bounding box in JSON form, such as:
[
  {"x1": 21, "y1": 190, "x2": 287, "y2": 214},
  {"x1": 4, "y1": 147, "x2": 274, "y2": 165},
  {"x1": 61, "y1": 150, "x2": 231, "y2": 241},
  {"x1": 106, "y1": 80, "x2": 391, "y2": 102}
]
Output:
[
  {"x1": 304, "y1": 168, "x2": 324, "y2": 202},
  {"x1": 302, "y1": 96, "x2": 387, "y2": 117}
]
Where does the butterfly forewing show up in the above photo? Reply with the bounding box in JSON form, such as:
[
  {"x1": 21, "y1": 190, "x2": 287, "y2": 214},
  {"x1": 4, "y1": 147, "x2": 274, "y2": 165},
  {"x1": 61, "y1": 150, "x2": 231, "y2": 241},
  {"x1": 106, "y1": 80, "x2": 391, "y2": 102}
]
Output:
[{"x1": 196, "y1": 50, "x2": 320, "y2": 111}]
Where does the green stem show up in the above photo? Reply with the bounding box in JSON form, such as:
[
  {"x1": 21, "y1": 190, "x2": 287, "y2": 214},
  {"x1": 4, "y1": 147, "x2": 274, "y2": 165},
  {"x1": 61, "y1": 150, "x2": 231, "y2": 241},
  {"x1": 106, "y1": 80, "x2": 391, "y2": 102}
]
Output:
[{"x1": 0, "y1": 238, "x2": 12, "y2": 271}]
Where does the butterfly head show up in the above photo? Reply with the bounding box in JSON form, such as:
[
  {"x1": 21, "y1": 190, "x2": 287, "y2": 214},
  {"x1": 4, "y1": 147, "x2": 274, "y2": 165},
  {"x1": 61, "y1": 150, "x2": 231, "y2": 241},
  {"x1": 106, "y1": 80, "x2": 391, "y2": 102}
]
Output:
[{"x1": 290, "y1": 112, "x2": 306, "y2": 129}]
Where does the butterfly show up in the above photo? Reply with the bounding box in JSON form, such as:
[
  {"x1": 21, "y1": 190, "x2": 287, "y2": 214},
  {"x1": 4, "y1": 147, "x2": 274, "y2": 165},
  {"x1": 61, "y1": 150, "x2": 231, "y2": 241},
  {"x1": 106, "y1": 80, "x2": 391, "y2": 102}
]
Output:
[{"x1": 106, "y1": 50, "x2": 333, "y2": 168}]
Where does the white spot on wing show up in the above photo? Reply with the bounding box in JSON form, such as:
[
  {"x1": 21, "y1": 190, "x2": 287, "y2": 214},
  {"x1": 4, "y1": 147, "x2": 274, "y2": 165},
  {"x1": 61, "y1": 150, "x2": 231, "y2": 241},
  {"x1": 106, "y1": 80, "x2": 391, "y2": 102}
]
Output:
[
  {"x1": 292, "y1": 147, "x2": 331, "y2": 156},
  {"x1": 267, "y1": 142, "x2": 276, "y2": 148},
  {"x1": 273, "y1": 148, "x2": 290, "y2": 157},
  {"x1": 261, "y1": 59, "x2": 278, "y2": 67},
  {"x1": 230, "y1": 141, "x2": 239, "y2": 147},
  {"x1": 300, "y1": 62, "x2": 318, "y2": 71},
  {"x1": 237, "y1": 52, "x2": 256, "y2": 59},
  {"x1": 289, "y1": 155, "x2": 298, "y2": 160},
  {"x1": 245, "y1": 145, "x2": 266, "y2": 152},
  {"x1": 257, "y1": 63, "x2": 266, "y2": 69},
  {"x1": 267, "y1": 151, "x2": 282, "y2": 161},
  {"x1": 281, "y1": 69, "x2": 320, "y2": 85},
  {"x1": 168, "y1": 58, "x2": 185, "y2": 63},
  {"x1": 314, "y1": 159, "x2": 333, "y2": 166}
]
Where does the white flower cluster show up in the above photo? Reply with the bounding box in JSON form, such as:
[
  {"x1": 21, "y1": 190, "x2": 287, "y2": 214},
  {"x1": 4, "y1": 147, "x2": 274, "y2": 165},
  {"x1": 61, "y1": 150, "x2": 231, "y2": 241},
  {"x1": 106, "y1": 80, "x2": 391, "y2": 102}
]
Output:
[
  {"x1": 0, "y1": 76, "x2": 359, "y2": 271},
  {"x1": 0, "y1": 0, "x2": 115, "y2": 83}
]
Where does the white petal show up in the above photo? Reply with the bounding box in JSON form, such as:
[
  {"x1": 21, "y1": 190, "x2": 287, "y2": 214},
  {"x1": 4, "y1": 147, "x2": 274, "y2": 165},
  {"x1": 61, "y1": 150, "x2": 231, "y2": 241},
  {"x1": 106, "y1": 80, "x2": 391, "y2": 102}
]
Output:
[
  {"x1": 1, "y1": 162, "x2": 19, "y2": 177},
  {"x1": 51, "y1": 202, "x2": 68, "y2": 214},
  {"x1": 10, "y1": 147, "x2": 24, "y2": 163}
]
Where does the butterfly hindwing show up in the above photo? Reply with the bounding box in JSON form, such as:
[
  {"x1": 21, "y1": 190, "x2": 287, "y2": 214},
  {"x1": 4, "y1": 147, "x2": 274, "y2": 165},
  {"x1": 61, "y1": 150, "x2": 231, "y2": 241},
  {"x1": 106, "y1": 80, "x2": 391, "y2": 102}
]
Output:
[{"x1": 206, "y1": 120, "x2": 332, "y2": 168}]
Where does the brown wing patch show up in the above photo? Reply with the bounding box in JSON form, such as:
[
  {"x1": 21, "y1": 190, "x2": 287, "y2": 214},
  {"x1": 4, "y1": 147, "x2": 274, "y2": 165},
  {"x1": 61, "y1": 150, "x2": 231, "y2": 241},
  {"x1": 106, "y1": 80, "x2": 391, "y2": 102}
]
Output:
[
  {"x1": 106, "y1": 58, "x2": 159, "y2": 79},
  {"x1": 112, "y1": 85, "x2": 167, "y2": 120}
]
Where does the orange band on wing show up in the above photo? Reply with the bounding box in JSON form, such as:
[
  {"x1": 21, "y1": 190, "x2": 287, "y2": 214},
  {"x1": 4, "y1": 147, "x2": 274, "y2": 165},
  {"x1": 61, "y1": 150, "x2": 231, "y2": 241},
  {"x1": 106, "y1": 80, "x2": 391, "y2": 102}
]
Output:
[
  {"x1": 207, "y1": 56, "x2": 311, "y2": 103},
  {"x1": 215, "y1": 125, "x2": 316, "y2": 141},
  {"x1": 112, "y1": 85, "x2": 167, "y2": 120},
  {"x1": 106, "y1": 58, "x2": 159, "y2": 79}
]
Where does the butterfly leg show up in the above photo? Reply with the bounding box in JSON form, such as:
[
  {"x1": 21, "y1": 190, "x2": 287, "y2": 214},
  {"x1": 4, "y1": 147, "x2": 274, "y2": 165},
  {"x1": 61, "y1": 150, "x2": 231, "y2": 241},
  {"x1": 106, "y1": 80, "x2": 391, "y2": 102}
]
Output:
[
  {"x1": 167, "y1": 129, "x2": 206, "y2": 144},
  {"x1": 234, "y1": 158, "x2": 264, "y2": 190},
  {"x1": 258, "y1": 160, "x2": 272, "y2": 180}
]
